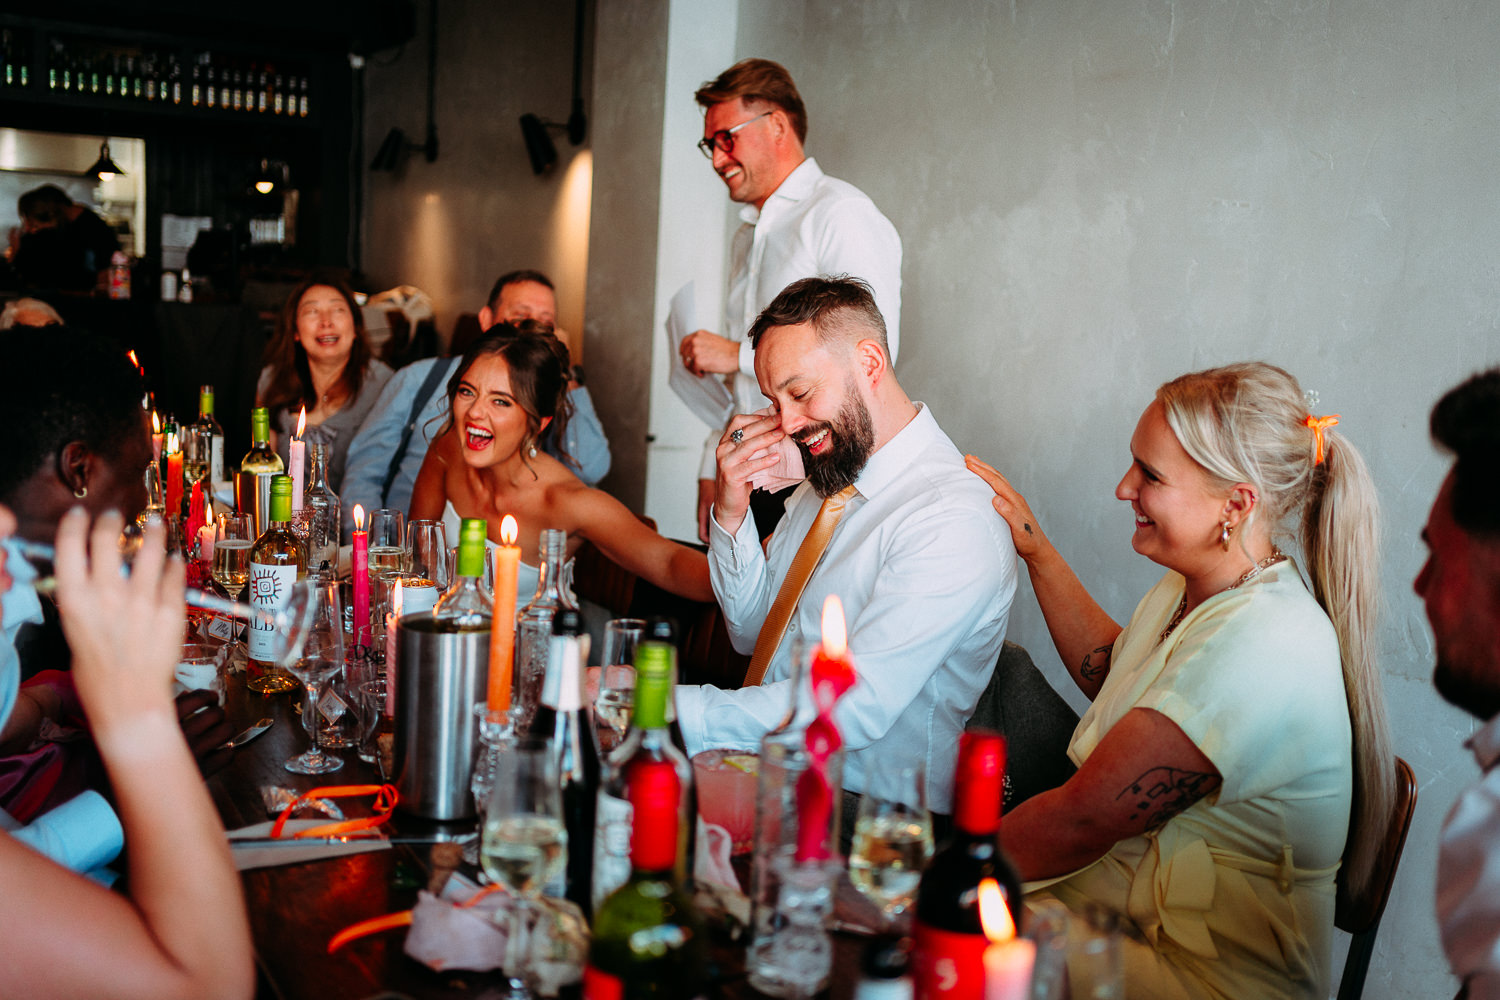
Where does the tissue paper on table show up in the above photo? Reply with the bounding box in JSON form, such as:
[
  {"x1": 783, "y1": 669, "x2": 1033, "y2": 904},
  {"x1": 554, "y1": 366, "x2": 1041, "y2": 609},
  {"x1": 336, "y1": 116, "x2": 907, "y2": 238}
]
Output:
[
  {"x1": 745, "y1": 408, "x2": 806, "y2": 493},
  {"x1": 405, "y1": 875, "x2": 587, "y2": 995}
]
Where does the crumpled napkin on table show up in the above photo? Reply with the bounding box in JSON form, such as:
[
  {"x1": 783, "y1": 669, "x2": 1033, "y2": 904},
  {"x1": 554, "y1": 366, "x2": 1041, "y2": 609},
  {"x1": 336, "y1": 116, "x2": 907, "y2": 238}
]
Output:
[
  {"x1": 745, "y1": 407, "x2": 806, "y2": 493},
  {"x1": 405, "y1": 874, "x2": 587, "y2": 996}
]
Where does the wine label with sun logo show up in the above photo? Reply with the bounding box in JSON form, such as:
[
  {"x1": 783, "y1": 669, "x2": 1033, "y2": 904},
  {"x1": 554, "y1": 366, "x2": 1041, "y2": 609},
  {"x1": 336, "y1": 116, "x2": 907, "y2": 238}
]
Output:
[{"x1": 247, "y1": 562, "x2": 298, "y2": 661}]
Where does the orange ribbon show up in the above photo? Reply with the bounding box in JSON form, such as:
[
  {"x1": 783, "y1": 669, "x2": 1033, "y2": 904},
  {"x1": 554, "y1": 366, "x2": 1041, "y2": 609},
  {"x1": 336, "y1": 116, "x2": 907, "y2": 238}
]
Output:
[
  {"x1": 327, "y1": 883, "x2": 506, "y2": 953},
  {"x1": 1304, "y1": 413, "x2": 1340, "y2": 465},
  {"x1": 269, "y1": 783, "x2": 398, "y2": 840}
]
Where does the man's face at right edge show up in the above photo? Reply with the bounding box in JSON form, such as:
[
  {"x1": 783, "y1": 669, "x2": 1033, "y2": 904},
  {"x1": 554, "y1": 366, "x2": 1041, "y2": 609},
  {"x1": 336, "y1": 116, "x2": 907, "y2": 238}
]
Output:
[{"x1": 1417, "y1": 471, "x2": 1500, "y2": 720}]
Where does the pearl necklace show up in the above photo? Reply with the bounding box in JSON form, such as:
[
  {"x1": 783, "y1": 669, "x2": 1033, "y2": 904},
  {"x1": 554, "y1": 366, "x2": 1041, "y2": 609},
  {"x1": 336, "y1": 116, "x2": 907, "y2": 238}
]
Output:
[{"x1": 1157, "y1": 548, "x2": 1286, "y2": 645}]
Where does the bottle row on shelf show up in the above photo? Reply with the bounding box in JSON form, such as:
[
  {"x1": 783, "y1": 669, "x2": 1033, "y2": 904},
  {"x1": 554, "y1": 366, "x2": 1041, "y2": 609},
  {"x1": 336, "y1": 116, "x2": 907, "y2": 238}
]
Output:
[{"x1": 0, "y1": 29, "x2": 312, "y2": 118}]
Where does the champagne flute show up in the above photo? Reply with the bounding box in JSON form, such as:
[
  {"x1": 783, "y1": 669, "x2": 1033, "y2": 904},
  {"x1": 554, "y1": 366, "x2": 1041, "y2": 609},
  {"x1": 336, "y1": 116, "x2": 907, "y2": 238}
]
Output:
[
  {"x1": 483, "y1": 741, "x2": 566, "y2": 999},
  {"x1": 276, "y1": 578, "x2": 345, "y2": 775},
  {"x1": 138, "y1": 463, "x2": 166, "y2": 527},
  {"x1": 849, "y1": 764, "x2": 934, "y2": 933},
  {"x1": 595, "y1": 618, "x2": 643, "y2": 756}
]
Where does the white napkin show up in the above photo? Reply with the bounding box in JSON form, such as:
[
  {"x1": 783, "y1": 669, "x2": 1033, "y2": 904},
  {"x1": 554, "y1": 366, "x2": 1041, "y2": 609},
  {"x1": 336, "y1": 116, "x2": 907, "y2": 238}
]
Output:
[
  {"x1": 4, "y1": 790, "x2": 123, "y2": 879},
  {"x1": 227, "y1": 818, "x2": 391, "y2": 871}
]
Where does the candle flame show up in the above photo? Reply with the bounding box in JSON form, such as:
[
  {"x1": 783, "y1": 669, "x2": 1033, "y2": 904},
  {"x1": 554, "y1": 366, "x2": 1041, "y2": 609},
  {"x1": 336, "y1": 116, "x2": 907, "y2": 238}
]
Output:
[
  {"x1": 167, "y1": 430, "x2": 179, "y2": 453},
  {"x1": 392, "y1": 579, "x2": 403, "y2": 617},
  {"x1": 152, "y1": 410, "x2": 160, "y2": 433},
  {"x1": 353, "y1": 504, "x2": 365, "y2": 531},
  {"x1": 295, "y1": 405, "x2": 307, "y2": 439},
  {"x1": 820, "y1": 594, "x2": 847, "y2": 657},
  {"x1": 127, "y1": 349, "x2": 140, "y2": 371},
  {"x1": 978, "y1": 878, "x2": 1016, "y2": 942},
  {"x1": 500, "y1": 514, "x2": 518, "y2": 545}
]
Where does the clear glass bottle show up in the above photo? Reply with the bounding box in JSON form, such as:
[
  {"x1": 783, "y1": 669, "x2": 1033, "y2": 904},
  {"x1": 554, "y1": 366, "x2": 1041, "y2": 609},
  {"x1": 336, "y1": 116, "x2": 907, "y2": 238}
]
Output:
[
  {"x1": 533, "y1": 608, "x2": 600, "y2": 914},
  {"x1": 430, "y1": 518, "x2": 491, "y2": 631},
  {"x1": 241, "y1": 406, "x2": 284, "y2": 475},
  {"x1": 301, "y1": 442, "x2": 340, "y2": 574},
  {"x1": 749, "y1": 639, "x2": 846, "y2": 997},
  {"x1": 513, "y1": 528, "x2": 576, "y2": 732},
  {"x1": 591, "y1": 637, "x2": 695, "y2": 910},
  {"x1": 247, "y1": 475, "x2": 305, "y2": 694},
  {"x1": 188, "y1": 384, "x2": 225, "y2": 486}
]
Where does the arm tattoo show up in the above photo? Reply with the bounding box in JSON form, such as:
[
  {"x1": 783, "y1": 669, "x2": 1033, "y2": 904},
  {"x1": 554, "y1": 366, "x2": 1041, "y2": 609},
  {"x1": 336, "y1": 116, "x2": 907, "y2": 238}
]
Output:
[
  {"x1": 1079, "y1": 644, "x2": 1112, "y2": 682},
  {"x1": 1117, "y1": 766, "x2": 1221, "y2": 829},
  {"x1": 1023, "y1": 522, "x2": 1034, "y2": 536}
]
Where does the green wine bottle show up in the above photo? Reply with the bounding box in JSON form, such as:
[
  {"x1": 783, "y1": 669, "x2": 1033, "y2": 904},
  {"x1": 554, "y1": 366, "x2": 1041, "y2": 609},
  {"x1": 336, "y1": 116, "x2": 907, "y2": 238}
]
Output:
[
  {"x1": 247, "y1": 475, "x2": 304, "y2": 694},
  {"x1": 429, "y1": 517, "x2": 491, "y2": 631},
  {"x1": 584, "y1": 759, "x2": 708, "y2": 1000},
  {"x1": 241, "y1": 406, "x2": 284, "y2": 475}
]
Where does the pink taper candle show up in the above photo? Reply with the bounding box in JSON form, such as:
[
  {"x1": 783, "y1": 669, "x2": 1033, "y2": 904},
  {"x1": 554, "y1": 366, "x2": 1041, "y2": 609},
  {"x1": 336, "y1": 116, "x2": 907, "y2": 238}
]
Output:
[
  {"x1": 289, "y1": 407, "x2": 307, "y2": 513},
  {"x1": 487, "y1": 515, "x2": 521, "y2": 721},
  {"x1": 352, "y1": 504, "x2": 370, "y2": 649},
  {"x1": 980, "y1": 878, "x2": 1036, "y2": 1000}
]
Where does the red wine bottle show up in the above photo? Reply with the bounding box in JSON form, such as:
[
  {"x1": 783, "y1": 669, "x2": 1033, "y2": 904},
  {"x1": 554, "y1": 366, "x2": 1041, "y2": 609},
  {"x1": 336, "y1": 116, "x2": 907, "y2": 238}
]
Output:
[{"x1": 911, "y1": 729, "x2": 1023, "y2": 1000}]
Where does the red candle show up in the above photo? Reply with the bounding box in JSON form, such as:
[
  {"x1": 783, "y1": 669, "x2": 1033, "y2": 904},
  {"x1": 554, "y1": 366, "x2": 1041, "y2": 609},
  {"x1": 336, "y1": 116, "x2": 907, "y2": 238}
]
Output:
[
  {"x1": 352, "y1": 504, "x2": 370, "y2": 649},
  {"x1": 486, "y1": 515, "x2": 520, "y2": 720},
  {"x1": 165, "y1": 432, "x2": 183, "y2": 519},
  {"x1": 796, "y1": 595, "x2": 858, "y2": 863}
]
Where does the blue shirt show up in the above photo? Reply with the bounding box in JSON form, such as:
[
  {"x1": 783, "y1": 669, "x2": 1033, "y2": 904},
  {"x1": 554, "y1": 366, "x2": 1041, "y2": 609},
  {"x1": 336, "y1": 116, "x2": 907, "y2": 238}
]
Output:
[{"x1": 340, "y1": 356, "x2": 612, "y2": 537}]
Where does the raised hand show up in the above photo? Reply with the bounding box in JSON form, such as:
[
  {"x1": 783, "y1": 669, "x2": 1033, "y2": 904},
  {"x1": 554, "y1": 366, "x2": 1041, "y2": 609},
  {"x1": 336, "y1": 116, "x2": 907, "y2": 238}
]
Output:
[{"x1": 713, "y1": 411, "x2": 786, "y2": 536}]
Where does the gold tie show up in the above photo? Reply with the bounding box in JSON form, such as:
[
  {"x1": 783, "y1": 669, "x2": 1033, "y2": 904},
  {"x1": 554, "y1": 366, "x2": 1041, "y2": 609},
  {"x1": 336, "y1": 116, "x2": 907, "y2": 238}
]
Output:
[{"x1": 742, "y1": 485, "x2": 858, "y2": 686}]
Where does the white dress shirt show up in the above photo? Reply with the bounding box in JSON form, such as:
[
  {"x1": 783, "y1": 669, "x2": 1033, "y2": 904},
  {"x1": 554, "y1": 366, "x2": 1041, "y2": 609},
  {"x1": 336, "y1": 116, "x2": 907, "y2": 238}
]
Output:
[
  {"x1": 679, "y1": 403, "x2": 1017, "y2": 813},
  {"x1": 697, "y1": 158, "x2": 903, "y2": 478},
  {"x1": 1439, "y1": 713, "x2": 1500, "y2": 999}
]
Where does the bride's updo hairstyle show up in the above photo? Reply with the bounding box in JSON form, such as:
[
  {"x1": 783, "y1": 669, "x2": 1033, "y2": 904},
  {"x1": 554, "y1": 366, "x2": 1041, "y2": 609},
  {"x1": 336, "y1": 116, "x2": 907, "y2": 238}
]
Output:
[
  {"x1": 1156, "y1": 361, "x2": 1392, "y2": 898},
  {"x1": 444, "y1": 320, "x2": 574, "y2": 474}
]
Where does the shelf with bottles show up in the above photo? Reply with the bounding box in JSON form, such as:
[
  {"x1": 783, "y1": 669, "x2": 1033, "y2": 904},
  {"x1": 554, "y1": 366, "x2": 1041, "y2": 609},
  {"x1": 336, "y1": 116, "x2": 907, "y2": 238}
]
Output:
[{"x1": 0, "y1": 28, "x2": 319, "y2": 126}]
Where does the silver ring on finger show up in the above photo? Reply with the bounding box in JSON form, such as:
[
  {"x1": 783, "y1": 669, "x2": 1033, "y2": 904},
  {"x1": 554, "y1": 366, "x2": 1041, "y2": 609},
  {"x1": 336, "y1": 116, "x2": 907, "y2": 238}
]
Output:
[{"x1": 729, "y1": 428, "x2": 745, "y2": 445}]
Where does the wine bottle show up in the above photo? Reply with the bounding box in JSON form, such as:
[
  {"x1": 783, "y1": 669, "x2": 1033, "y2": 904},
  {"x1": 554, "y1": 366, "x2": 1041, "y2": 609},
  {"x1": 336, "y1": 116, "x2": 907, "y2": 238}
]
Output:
[
  {"x1": 241, "y1": 406, "x2": 285, "y2": 475},
  {"x1": 302, "y1": 442, "x2": 340, "y2": 573},
  {"x1": 189, "y1": 384, "x2": 225, "y2": 486},
  {"x1": 429, "y1": 518, "x2": 490, "y2": 630},
  {"x1": 532, "y1": 608, "x2": 600, "y2": 915},
  {"x1": 246, "y1": 475, "x2": 305, "y2": 694},
  {"x1": 514, "y1": 528, "x2": 576, "y2": 731},
  {"x1": 591, "y1": 637, "x2": 696, "y2": 909},
  {"x1": 911, "y1": 729, "x2": 1023, "y2": 1000},
  {"x1": 585, "y1": 759, "x2": 708, "y2": 1000}
]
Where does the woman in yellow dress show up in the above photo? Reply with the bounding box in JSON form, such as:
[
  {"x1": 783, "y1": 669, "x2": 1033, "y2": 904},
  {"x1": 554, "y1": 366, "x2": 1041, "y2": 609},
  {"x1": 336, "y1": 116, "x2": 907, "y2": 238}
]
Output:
[{"x1": 967, "y1": 362, "x2": 1393, "y2": 1000}]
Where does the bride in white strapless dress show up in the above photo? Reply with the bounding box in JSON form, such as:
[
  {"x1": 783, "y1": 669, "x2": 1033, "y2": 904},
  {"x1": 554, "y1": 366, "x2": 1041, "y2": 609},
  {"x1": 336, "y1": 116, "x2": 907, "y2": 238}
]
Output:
[
  {"x1": 408, "y1": 325, "x2": 713, "y2": 606},
  {"x1": 440, "y1": 499, "x2": 556, "y2": 610}
]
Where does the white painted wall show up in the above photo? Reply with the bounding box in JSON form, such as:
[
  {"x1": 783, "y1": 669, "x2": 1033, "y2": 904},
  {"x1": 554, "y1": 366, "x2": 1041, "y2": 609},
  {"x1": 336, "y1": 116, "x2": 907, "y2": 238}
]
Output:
[{"x1": 713, "y1": 1, "x2": 1496, "y2": 996}]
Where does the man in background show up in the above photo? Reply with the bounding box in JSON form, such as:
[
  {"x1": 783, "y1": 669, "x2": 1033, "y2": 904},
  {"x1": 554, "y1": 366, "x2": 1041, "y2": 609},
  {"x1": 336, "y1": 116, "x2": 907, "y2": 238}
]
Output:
[
  {"x1": 341, "y1": 269, "x2": 609, "y2": 536},
  {"x1": 1418, "y1": 368, "x2": 1500, "y2": 998},
  {"x1": 8, "y1": 185, "x2": 119, "y2": 292},
  {"x1": 677, "y1": 59, "x2": 902, "y2": 541}
]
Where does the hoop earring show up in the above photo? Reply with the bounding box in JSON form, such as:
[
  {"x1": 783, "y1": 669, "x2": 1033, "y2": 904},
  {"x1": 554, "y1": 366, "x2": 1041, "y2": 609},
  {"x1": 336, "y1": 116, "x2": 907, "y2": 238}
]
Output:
[
  {"x1": 73, "y1": 485, "x2": 88, "y2": 499},
  {"x1": 1220, "y1": 521, "x2": 1233, "y2": 550}
]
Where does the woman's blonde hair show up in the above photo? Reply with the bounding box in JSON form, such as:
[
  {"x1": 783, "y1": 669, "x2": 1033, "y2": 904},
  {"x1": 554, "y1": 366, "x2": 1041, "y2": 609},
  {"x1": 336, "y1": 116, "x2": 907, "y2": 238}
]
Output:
[{"x1": 1157, "y1": 361, "x2": 1392, "y2": 897}]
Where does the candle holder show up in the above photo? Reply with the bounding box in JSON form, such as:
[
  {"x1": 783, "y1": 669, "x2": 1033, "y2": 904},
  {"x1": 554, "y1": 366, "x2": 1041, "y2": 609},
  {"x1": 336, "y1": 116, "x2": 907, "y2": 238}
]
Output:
[{"x1": 747, "y1": 855, "x2": 838, "y2": 998}]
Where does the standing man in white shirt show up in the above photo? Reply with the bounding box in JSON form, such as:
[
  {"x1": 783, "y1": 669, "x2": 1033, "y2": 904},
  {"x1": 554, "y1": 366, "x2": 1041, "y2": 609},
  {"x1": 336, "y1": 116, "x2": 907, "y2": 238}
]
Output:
[
  {"x1": 678, "y1": 59, "x2": 902, "y2": 542},
  {"x1": 1419, "y1": 368, "x2": 1500, "y2": 1000},
  {"x1": 676, "y1": 277, "x2": 1016, "y2": 817}
]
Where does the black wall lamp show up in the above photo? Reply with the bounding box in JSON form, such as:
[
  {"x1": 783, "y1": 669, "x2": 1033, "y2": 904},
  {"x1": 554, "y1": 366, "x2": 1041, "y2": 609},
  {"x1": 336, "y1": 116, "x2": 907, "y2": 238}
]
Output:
[
  {"x1": 519, "y1": 0, "x2": 587, "y2": 175},
  {"x1": 370, "y1": 0, "x2": 439, "y2": 173},
  {"x1": 84, "y1": 139, "x2": 125, "y2": 180}
]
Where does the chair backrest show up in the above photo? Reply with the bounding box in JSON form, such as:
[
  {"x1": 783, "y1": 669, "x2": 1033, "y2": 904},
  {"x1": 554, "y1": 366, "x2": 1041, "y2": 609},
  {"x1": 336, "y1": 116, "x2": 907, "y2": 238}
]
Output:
[
  {"x1": 1334, "y1": 755, "x2": 1418, "y2": 1000},
  {"x1": 966, "y1": 640, "x2": 1080, "y2": 811}
]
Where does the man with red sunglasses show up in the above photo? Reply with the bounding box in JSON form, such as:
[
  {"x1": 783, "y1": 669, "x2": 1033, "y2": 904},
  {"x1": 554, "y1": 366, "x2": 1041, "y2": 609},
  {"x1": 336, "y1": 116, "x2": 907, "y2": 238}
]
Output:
[{"x1": 678, "y1": 59, "x2": 902, "y2": 543}]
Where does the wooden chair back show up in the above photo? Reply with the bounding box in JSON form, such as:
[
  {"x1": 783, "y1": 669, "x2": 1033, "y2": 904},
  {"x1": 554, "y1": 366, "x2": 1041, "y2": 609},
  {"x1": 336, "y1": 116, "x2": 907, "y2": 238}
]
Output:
[{"x1": 1334, "y1": 756, "x2": 1418, "y2": 1000}]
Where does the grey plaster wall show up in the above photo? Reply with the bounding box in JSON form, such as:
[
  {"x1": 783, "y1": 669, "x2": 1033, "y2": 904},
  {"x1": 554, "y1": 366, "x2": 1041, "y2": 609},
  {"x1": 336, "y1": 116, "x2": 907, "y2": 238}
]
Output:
[
  {"x1": 727, "y1": 1, "x2": 1500, "y2": 996},
  {"x1": 362, "y1": 0, "x2": 593, "y2": 343}
]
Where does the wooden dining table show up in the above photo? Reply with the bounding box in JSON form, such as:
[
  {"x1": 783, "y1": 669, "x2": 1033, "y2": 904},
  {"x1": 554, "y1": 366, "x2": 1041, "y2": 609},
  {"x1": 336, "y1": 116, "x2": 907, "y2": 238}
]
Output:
[{"x1": 208, "y1": 669, "x2": 874, "y2": 1000}]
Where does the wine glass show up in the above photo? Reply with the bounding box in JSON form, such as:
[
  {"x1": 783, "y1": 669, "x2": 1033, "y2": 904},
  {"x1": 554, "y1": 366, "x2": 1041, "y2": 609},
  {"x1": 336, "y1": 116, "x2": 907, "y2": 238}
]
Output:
[
  {"x1": 366, "y1": 508, "x2": 407, "y2": 580},
  {"x1": 276, "y1": 578, "x2": 346, "y2": 775},
  {"x1": 849, "y1": 764, "x2": 934, "y2": 933},
  {"x1": 482, "y1": 741, "x2": 566, "y2": 999},
  {"x1": 138, "y1": 463, "x2": 166, "y2": 526},
  {"x1": 595, "y1": 618, "x2": 643, "y2": 755}
]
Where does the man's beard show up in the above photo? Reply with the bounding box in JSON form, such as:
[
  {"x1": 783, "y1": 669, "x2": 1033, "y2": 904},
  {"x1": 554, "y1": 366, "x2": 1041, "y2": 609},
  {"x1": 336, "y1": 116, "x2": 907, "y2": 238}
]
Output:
[
  {"x1": 794, "y1": 390, "x2": 876, "y2": 499},
  {"x1": 1435, "y1": 655, "x2": 1500, "y2": 722}
]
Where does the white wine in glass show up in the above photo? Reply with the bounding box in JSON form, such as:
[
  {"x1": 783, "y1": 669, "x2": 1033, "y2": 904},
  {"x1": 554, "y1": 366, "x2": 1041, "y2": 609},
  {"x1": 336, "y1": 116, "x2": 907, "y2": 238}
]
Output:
[
  {"x1": 211, "y1": 539, "x2": 252, "y2": 597},
  {"x1": 848, "y1": 765, "x2": 934, "y2": 931}
]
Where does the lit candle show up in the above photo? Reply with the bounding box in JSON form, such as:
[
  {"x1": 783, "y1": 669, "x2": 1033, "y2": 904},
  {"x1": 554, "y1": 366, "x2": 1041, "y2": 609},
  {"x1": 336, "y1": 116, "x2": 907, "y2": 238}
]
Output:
[
  {"x1": 352, "y1": 504, "x2": 370, "y2": 650},
  {"x1": 198, "y1": 523, "x2": 216, "y2": 564},
  {"x1": 487, "y1": 514, "x2": 521, "y2": 721},
  {"x1": 796, "y1": 595, "x2": 858, "y2": 863},
  {"x1": 150, "y1": 410, "x2": 163, "y2": 466},
  {"x1": 165, "y1": 430, "x2": 183, "y2": 519},
  {"x1": 385, "y1": 580, "x2": 401, "y2": 717},
  {"x1": 289, "y1": 406, "x2": 307, "y2": 512},
  {"x1": 979, "y1": 878, "x2": 1035, "y2": 1000}
]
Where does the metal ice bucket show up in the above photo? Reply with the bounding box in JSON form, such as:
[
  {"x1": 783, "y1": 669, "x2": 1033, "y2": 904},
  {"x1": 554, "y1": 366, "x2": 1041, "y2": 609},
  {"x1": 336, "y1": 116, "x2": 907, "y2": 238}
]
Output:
[
  {"x1": 393, "y1": 613, "x2": 489, "y2": 820},
  {"x1": 234, "y1": 471, "x2": 274, "y2": 536}
]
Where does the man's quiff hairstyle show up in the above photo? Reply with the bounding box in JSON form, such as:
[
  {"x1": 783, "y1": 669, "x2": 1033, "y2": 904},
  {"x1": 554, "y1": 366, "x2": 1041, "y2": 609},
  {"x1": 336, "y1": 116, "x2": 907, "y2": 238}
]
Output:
[
  {"x1": 1431, "y1": 367, "x2": 1500, "y2": 536},
  {"x1": 695, "y1": 58, "x2": 808, "y2": 145},
  {"x1": 747, "y1": 275, "x2": 888, "y2": 360},
  {"x1": 485, "y1": 269, "x2": 554, "y2": 312}
]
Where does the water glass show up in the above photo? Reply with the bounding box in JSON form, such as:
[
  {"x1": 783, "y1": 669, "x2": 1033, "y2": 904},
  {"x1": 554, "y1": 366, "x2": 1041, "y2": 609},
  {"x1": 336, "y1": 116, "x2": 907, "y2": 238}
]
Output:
[
  {"x1": 355, "y1": 678, "x2": 389, "y2": 767},
  {"x1": 406, "y1": 519, "x2": 449, "y2": 590},
  {"x1": 366, "y1": 508, "x2": 407, "y2": 580},
  {"x1": 174, "y1": 642, "x2": 225, "y2": 705}
]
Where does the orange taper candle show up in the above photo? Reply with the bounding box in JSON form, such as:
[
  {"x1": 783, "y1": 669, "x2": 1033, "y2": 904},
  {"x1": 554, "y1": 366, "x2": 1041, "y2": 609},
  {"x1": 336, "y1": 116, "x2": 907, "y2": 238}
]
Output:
[{"x1": 487, "y1": 514, "x2": 521, "y2": 720}]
